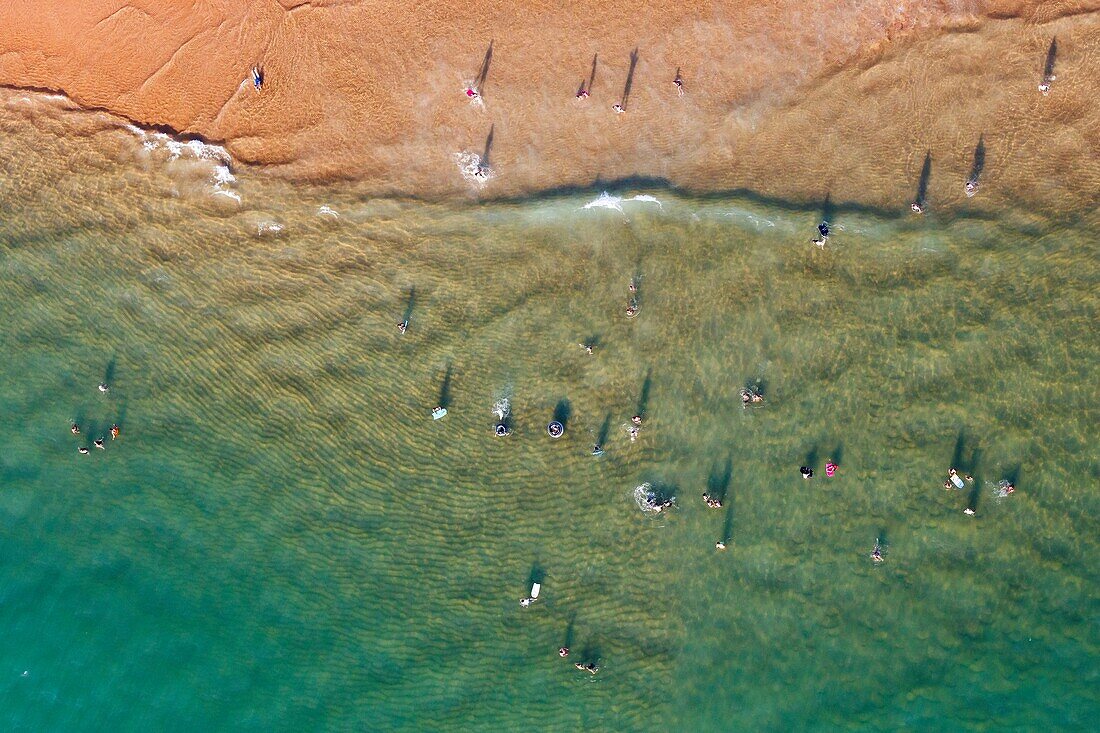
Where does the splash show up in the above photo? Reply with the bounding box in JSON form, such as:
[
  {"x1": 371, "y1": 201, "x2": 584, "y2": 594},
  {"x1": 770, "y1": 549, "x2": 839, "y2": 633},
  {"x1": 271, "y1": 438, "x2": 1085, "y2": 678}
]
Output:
[
  {"x1": 633, "y1": 483, "x2": 673, "y2": 514},
  {"x1": 582, "y1": 192, "x2": 664, "y2": 212},
  {"x1": 256, "y1": 222, "x2": 284, "y2": 236},
  {"x1": 124, "y1": 123, "x2": 240, "y2": 203},
  {"x1": 454, "y1": 151, "x2": 493, "y2": 186}
]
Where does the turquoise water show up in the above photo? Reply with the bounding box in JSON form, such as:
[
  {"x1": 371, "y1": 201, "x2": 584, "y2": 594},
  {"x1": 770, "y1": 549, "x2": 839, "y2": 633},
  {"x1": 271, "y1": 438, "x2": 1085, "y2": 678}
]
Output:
[{"x1": 0, "y1": 99, "x2": 1097, "y2": 732}]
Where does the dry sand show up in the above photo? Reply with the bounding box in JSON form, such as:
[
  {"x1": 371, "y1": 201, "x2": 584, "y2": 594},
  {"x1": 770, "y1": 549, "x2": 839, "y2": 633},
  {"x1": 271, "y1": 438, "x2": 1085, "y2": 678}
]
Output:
[{"x1": 1, "y1": 1, "x2": 1097, "y2": 211}]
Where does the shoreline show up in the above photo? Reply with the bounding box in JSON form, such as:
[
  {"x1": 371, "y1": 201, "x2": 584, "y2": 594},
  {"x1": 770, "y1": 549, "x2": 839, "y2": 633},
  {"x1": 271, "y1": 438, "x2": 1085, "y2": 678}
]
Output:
[{"x1": 1, "y1": 1, "x2": 1097, "y2": 216}]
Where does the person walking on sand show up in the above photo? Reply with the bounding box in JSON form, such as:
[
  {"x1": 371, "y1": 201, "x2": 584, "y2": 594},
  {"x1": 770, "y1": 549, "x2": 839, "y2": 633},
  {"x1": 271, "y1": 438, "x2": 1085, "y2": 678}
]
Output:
[{"x1": 673, "y1": 68, "x2": 684, "y2": 96}]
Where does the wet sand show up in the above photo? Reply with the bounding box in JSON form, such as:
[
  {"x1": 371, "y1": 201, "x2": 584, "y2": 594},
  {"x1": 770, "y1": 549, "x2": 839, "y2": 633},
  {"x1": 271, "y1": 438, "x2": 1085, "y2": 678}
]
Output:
[{"x1": 1, "y1": 1, "x2": 1097, "y2": 211}]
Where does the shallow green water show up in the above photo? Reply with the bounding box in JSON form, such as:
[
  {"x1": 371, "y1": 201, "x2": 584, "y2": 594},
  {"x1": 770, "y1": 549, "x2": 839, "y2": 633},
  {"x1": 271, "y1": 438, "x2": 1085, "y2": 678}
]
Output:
[{"x1": 0, "y1": 101, "x2": 1097, "y2": 732}]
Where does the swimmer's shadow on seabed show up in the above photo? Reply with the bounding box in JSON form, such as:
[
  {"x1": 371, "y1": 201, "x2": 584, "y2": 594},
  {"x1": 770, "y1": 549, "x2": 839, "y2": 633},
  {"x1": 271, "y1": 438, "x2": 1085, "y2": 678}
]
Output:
[
  {"x1": 481, "y1": 124, "x2": 495, "y2": 169},
  {"x1": 578, "y1": 53, "x2": 598, "y2": 97},
  {"x1": 102, "y1": 357, "x2": 117, "y2": 387},
  {"x1": 619, "y1": 47, "x2": 639, "y2": 110},
  {"x1": 635, "y1": 369, "x2": 652, "y2": 418},
  {"x1": 401, "y1": 287, "x2": 416, "y2": 324},
  {"x1": 914, "y1": 151, "x2": 932, "y2": 208},
  {"x1": 1043, "y1": 37, "x2": 1058, "y2": 81},
  {"x1": 475, "y1": 40, "x2": 493, "y2": 93},
  {"x1": 802, "y1": 445, "x2": 820, "y2": 474},
  {"x1": 967, "y1": 135, "x2": 986, "y2": 186},
  {"x1": 527, "y1": 562, "x2": 545, "y2": 591},
  {"x1": 553, "y1": 398, "x2": 572, "y2": 430},
  {"x1": 707, "y1": 457, "x2": 732, "y2": 503},
  {"x1": 595, "y1": 412, "x2": 612, "y2": 446},
  {"x1": 437, "y1": 363, "x2": 453, "y2": 410},
  {"x1": 562, "y1": 612, "x2": 576, "y2": 651}
]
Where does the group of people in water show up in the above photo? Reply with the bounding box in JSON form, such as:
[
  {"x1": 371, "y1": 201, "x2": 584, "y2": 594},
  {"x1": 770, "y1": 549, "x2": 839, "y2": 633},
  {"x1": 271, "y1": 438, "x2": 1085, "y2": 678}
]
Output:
[{"x1": 70, "y1": 383, "x2": 120, "y2": 454}]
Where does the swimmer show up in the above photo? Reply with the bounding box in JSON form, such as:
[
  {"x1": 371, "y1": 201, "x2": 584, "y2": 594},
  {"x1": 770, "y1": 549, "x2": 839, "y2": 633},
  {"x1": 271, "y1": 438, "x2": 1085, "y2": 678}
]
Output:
[
  {"x1": 398, "y1": 320, "x2": 408, "y2": 334},
  {"x1": 673, "y1": 72, "x2": 684, "y2": 96},
  {"x1": 580, "y1": 342, "x2": 595, "y2": 355},
  {"x1": 78, "y1": 446, "x2": 90, "y2": 455},
  {"x1": 547, "y1": 421, "x2": 564, "y2": 438},
  {"x1": 574, "y1": 661, "x2": 599, "y2": 675},
  {"x1": 740, "y1": 389, "x2": 753, "y2": 404},
  {"x1": 559, "y1": 647, "x2": 570, "y2": 658},
  {"x1": 750, "y1": 392, "x2": 764, "y2": 404},
  {"x1": 965, "y1": 179, "x2": 979, "y2": 197},
  {"x1": 520, "y1": 597, "x2": 534, "y2": 607},
  {"x1": 629, "y1": 426, "x2": 639, "y2": 442},
  {"x1": 592, "y1": 444, "x2": 604, "y2": 456},
  {"x1": 911, "y1": 202, "x2": 924, "y2": 214},
  {"x1": 494, "y1": 424, "x2": 510, "y2": 437},
  {"x1": 871, "y1": 540, "x2": 884, "y2": 563},
  {"x1": 612, "y1": 103, "x2": 624, "y2": 114},
  {"x1": 110, "y1": 424, "x2": 120, "y2": 440},
  {"x1": 715, "y1": 540, "x2": 727, "y2": 550},
  {"x1": 944, "y1": 480, "x2": 953, "y2": 490},
  {"x1": 98, "y1": 383, "x2": 109, "y2": 393},
  {"x1": 93, "y1": 438, "x2": 105, "y2": 450},
  {"x1": 818, "y1": 222, "x2": 830, "y2": 238},
  {"x1": 629, "y1": 279, "x2": 637, "y2": 293},
  {"x1": 626, "y1": 304, "x2": 638, "y2": 318},
  {"x1": 631, "y1": 415, "x2": 642, "y2": 426},
  {"x1": 825, "y1": 461, "x2": 837, "y2": 477},
  {"x1": 70, "y1": 423, "x2": 80, "y2": 435},
  {"x1": 948, "y1": 468, "x2": 966, "y2": 490},
  {"x1": 998, "y1": 480, "x2": 1015, "y2": 495},
  {"x1": 800, "y1": 466, "x2": 813, "y2": 479}
]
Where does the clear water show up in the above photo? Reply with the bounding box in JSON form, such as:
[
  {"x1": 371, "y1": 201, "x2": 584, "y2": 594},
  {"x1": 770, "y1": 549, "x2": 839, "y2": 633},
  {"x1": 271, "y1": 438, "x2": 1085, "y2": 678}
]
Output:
[{"x1": 0, "y1": 95, "x2": 1097, "y2": 732}]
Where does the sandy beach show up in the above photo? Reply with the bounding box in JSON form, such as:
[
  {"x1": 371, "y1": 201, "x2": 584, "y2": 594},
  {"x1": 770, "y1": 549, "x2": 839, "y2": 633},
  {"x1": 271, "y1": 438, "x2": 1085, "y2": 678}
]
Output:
[{"x1": 1, "y1": 1, "x2": 1098, "y2": 211}]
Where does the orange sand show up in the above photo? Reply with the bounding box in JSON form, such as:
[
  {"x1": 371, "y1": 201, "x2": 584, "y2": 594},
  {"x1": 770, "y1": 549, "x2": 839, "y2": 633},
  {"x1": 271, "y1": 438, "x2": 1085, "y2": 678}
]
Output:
[{"x1": 1, "y1": 1, "x2": 1097, "y2": 210}]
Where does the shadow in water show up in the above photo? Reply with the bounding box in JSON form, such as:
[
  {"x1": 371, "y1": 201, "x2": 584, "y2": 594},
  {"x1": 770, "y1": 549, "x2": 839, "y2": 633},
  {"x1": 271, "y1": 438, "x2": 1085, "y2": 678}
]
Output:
[
  {"x1": 950, "y1": 429, "x2": 982, "y2": 474},
  {"x1": 915, "y1": 151, "x2": 932, "y2": 207},
  {"x1": 830, "y1": 442, "x2": 844, "y2": 468},
  {"x1": 708, "y1": 457, "x2": 733, "y2": 502},
  {"x1": 720, "y1": 499, "x2": 735, "y2": 544},
  {"x1": 578, "y1": 644, "x2": 602, "y2": 666},
  {"x1": 103, "y1": 357, "x2": 117, "y2": 386},
  {"x1": 563, "y1": 613, "x2": 576, "y2": 649},
  {"x1": 527, "y1": 561, "x2": 546, "y2": 588},
  {"x1": 968, "y1": 135, "x2": 986, "y2": 185},
  {"x1": 967, "y1": 481, "x2": 982, "y2": 513},
  {"x1": 482, "y1": 124, "x2": 495, "y2": 167},
  {"x1": 553, "y1": 398, "x2": 572, "y2": 429},
  {"x1": 1043, "y1": 37, "x2": 1058, "y2": 80},
  {"x1": 820, "y1": 192, "x2": 836, "y2": 228},
  {"x1": 635, "y1": 368, "x2": 652, "y2": 417},
  {"x1": 438, "y1": 363, "x2": 453, "y2": 409},
  {"x1": 402, "y1": 287, "x2": 416, "y2": 323},
  {"x1": 475, "y1": 40, "x2": 493, "y2": 91},
  {"x1": 745, "y1": 376, "x2": 767, "y2": 396},
  {"x1": 1003, "y1": 463, "x2": 1022, "y2": 488},
  {"x1": 596, "y1": 412, "x2": 612, "y2": 446},
  {"x1": 803, "y1": 445, "x2": 820, "y2": 472},
  {"x1": 620, "y1": 47, "x2": 639, "y2": 109}
]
